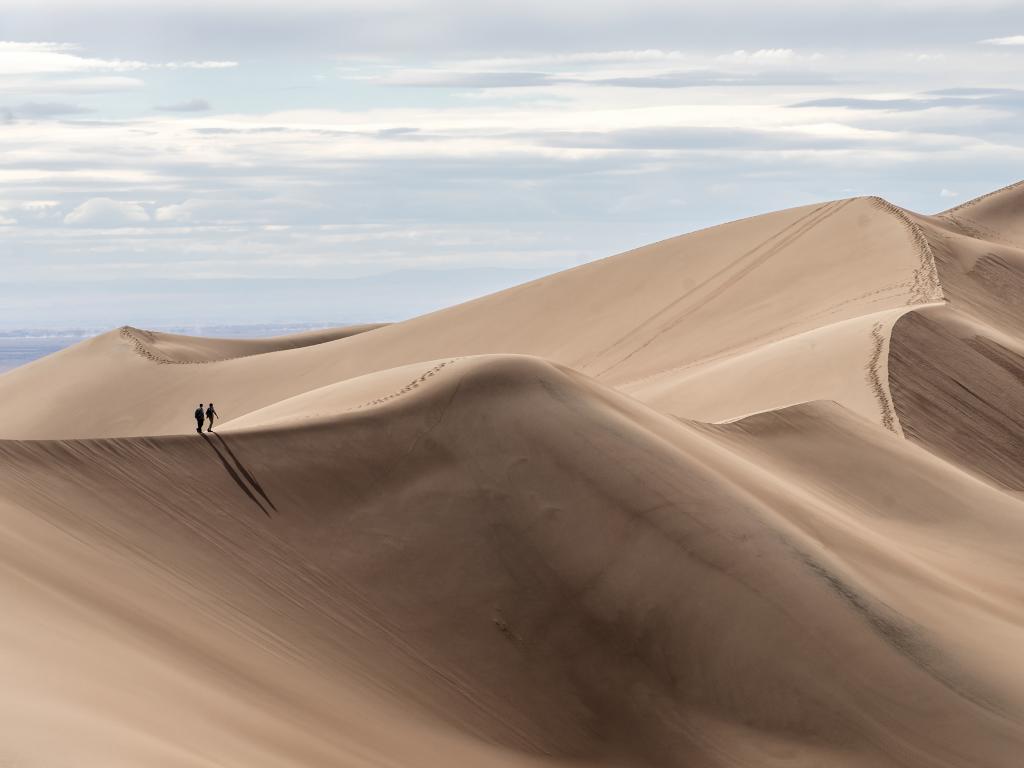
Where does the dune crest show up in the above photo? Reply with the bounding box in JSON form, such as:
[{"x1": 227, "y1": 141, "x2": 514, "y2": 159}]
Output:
[
  {"x1": 118, "y1": 323, "x2": 387, "y2": 364},
  {"x1": 1, "y1": 184, "x2": 1024, "y2": 767}
]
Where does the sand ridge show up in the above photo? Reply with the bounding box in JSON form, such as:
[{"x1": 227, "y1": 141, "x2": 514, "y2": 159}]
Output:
[
  {"x1": 940, "y1": 178, "x2": 1024, "y2": 217},
  {"x1": 867, "y1": 196, "x2": 943, "y2": 303},
  {"x1": 118, "y1": 323, "x2": 387, "y2": 365}
]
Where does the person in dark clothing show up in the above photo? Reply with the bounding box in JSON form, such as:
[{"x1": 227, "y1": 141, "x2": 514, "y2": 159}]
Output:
[
  {"x1": 206, "y1": 402, "x2": 219, "y2": 433},
  {"x1": 195, "y1": 404, "x2": 205, "y2": 434}
]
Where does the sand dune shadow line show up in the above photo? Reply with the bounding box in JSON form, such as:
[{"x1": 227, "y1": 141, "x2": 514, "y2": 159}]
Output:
[
  {"x1": 211, "y1": 432, "x2": 278, "y2": 511},
  {"x1": 199, "y1": 433, "x2": 271, "y2": 517}
]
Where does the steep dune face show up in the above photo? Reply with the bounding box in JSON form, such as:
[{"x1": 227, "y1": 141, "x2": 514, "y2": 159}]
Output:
[
  {"x1": 889, "y1": 309, "x2": 1024, "y2": 489},
  {"x1": 1, "y1": 357, "x2": 1022, "y2": 767},
  {"x1": 888, "y1": 183, "x2": 1024, "y2": 489},
  {"x1": 1, "y1": 182, "x2": 1024, "y2": 767}
]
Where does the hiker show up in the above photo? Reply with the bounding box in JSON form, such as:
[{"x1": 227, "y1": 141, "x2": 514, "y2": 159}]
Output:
[
  {"x1": 206, "y1": 402, "x2": 219, "y2": 433},
  {"x1": 194, "y1": 404, "x2": 205, "y2": 434}
]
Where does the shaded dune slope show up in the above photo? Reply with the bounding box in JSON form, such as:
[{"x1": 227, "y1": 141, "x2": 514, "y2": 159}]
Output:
[
  {"x1": 1, "y1": 357, "x2": 1022, "y2": 766},
  {"x1": 888, "y1": 183, "x2": 1024, "y2": 488}
]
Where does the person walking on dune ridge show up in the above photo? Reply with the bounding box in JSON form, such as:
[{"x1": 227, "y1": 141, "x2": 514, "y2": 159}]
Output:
[
  {"x1": 206, "y1": 402, "x2": 219, "y2": 433},
  {"x1": 194, "y1": 403, "x2": 205, "y2": 434}
]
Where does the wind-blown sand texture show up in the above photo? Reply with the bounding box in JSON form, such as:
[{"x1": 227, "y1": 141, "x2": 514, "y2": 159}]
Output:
[{"x1": 0, "y1": 184, "x2": 1022, "y2": 767}]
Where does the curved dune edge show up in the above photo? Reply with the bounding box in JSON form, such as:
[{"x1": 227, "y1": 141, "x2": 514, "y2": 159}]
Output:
[
  {"x1": 621, "y1": 304, "x2": 944, "y2": 433},
  {"x1": 221, "y1": 356, "x2": 463, "y2": 431},
  {"x1": 940, "y1": 178, "x2": 1024, "y2": 217},
  {"x1": 937, "y1": 181, "x2": 1024, "y2": 249},
  {"x1": 118, "y1": 323, "x2": 388, "y2": 365},
  {"x1": 866, "y1": 196, "x2": 944, "y2": 304},
  {"x1": 889, "y1": 307, "x2": 1024, "y2": 490}
]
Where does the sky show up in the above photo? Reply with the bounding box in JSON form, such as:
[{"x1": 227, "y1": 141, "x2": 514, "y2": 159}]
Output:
[{"x1": 1, "y1": 0, "x2": 1023, "y2": 329}]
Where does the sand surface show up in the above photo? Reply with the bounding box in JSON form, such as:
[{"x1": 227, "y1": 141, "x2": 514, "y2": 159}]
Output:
[{"x1": 0, "y1": 185, "x2": 1022, "y2": 766}]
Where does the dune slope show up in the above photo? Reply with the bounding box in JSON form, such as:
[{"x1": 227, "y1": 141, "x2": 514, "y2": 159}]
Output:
[{"x1": 1, "y1": 356, "x2": 1022, "y2": 766}]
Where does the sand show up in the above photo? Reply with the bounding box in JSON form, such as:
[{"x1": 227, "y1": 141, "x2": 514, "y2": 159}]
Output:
[{"x1": 0, "y1": 183, "x2": 1022, "y2": 766}]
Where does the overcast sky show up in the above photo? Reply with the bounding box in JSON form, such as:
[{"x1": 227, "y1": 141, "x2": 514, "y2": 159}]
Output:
[{"x1": 2, "y1": 0, "x2": 1023, "y2": 328}]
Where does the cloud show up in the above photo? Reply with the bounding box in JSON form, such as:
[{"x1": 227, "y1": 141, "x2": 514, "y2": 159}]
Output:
[
  {"x1": 361, "y1": 46, "x2": 840, "y2": 94},
  {"x1": 0, "y1": 75, "x2": 145, "y2": 94},
  {"x1": 4, "y1": 101, "x2": 93, "y2": 119},
  {"x1": 155, "y1": 98, "x2": 211, "y2": 112},
  {"x1": 7, "y1": 1, "x2": 1018, "y2": 63},
  {"x1": 927, "y1": 87, "x2": 1021, "y2": 96},
  {"x1": 0, "y1": 41, "x2": 236, "y2": 74},
  {"x1": 64, "y1": 197, "x2": 150, "y2": 226},
  {"x1": 940, "y1": 188, "x2": 959, "y2": 197},
  {"x1": 719, "y1": 48, "x2": 798, "y2": 61},
  {"x1": 588, "y1": 69, "x2": 833, "y2": 88},
  {"x1": 164, "y1": 60, "x2": 238, "y2": 69},
  {"x1": 523, "y1": 124, "x2": 933, "y2": 152},
  {"x1": 463, "y1": 50, "x2": 692, "y2": 68},
  {"x1": 791, "y1": 97, "x2": 935, "y2": 111},
  {"x1": 154, "y1": 199, "x2": 213, "y2": 222},
  {"x1": 381, "y1": 70, "x2": 556, "y2": 88},
  {"x1": 791, "y1": 89, "x2": 1024, "y2": 112},
  {"x1": 0, "y1": 41, "x2": 147, "y2": 73},
  {"x1": 980, "y1": 35, "x2": 1024, "y2": 45},
  {"x1": 378, "y1": 67, "x2": 833, "y2": 90}
]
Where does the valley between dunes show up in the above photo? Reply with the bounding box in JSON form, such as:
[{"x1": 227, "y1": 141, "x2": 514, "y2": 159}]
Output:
[{"x1": 1, "y1": 183, "x2": 1023, "y2": 767}]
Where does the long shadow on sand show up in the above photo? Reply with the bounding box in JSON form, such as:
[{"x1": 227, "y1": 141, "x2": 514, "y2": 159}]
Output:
[
  {"x1": 211, "y1": 432, "x2": 278, "y2": 512},
  {"x1": 199, "y1": 433, "x2": 273, "y2": 517}
]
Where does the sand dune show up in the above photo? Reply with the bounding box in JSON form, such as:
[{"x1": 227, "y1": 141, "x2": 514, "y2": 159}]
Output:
[
  {"x1": 0, "y1": 183, "x2": 1023, "y2": 766},
  {"x1": 941, "y1": 179, "x2": 1024, "y2": 249},
  {"x1": 0, "y1": 196, "x2": 943, "y2": 438},
  {"x1": 117, "y1": 323, "x2": 387, "y2": 364}
]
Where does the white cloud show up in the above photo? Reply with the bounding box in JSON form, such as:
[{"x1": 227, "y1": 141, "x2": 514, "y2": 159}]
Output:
[
  {"x1": 722, "y1": 48, "x2": 797, "y2": 61},
  {"x1": 0, "y1": 200, "x2": 59, "y2": 213},
  {"x1": 0, "y1": 75, "x2": 144, "y2": 94},
  {"x1": 940, "y1": 188, "x2": 959, "y2": 197},
  {"x1": 0, "y1": 42, "x2": 236, "y2": 75},
  {"x1": 155, "y1": 98, "x2": 211, "y2": 112},
  {"x1": 462, "y1": 50, "x2": 691, "y2": 68},
  {"x1": 165, "y1": 61, "x2": 238, "y2": 69},
  {"x1": 154, "y1": 200, "x2": 208, "y2": 222},
  {"x1": 64, "y1": 197, "x2": 150, "y2": 226},
  {"x1": 0, "y1": 41, "x2": 147, "y2": 74},
  {"x1": 980, "y1": 35, "x2": 1024, "y2": 45}
]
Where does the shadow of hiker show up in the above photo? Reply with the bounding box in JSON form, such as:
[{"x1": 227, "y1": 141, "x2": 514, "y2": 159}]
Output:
[
  {"x1": 200, "y1": 433, "x2": 271, "y2": 518},
  {"x1": 211, "y1": 432, "x2": 278, "y2": 512}
]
